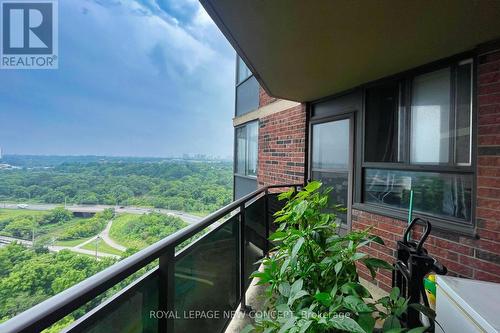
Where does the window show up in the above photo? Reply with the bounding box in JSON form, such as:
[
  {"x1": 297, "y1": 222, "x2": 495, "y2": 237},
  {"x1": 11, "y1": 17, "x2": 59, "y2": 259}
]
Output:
[
  {"x1": 235, "y1": 121, "x2": 258, "y2": 177},
  {"x1": 237, "y1": 56, "x2": 252, "y2": 84},
  {"x1": 235, "y1": 56, "x2": 259, "y2": 117},
  {"x1": 236, "y1": 127, "x2": 246, "y2": 175},
  {"x1": 364, "y1": 169, "x2": 472, "y2": 221},
  {"x1": 365, "y1": 82, "x2": 402, "y2": 162},
  {"x1": 361, "y1": 59, "x2": 474, "y2": 226},
  {"x1": 411, "y1": 68, "x2": 452, "y2": 164}
]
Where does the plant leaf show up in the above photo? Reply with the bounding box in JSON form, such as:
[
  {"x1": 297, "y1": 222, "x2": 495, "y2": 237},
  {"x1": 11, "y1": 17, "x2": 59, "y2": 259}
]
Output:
[
  {"x1": 357, "y1": 313, "x2": 375, "y2": 333},
  {"x1": 362, "y1": 258, "x2": 393, "y2": 278},
  {"x1": 389, "y1": 287, "x2": 400, "y2": 301},
  {"x1": 313, "y1": 292, "x2": 332, "y2": 307},
  {"x1": 382, "y1": 315, "x2": 401, "y2": 331},
  {"x1": 280, "y1": 258, "x2": 291, "y2": 275},
  {"x1": 298, "y1": 320, "x2": 312, "y2": 333},
  {"x1": 269, "y1": 231, "x2": 287, "y2": 241},
  {"x1": 343, "y1": 295, "x2": 373, "y2": 313},
  {"x1": 334, "y1": 261, "x2": 343, "y2": 274},
  {"x1": 329, "y1": 316, "x2": 365, "y2": 333},
  {"x1": 240, "y1": 324, "x2": 254, "y2": 333},
  {"x1": 291, "y1": 237, "x2": 305, "y2": 259},
  {"x1": 340, "y1": 282, "x2": 372, "y2": 298},
  {"x1": 290, "y1": 279, "x2": 304, "y2": 295},
  {"x1": 351, "y1": 252, "x2": 367, "y2": 261},
  {"x1": 363, "y1": 258, "x2": 393, "y2": 270},
  {"x1": 304, "y1": 181, "x2": 321, "y2": 192},
  {"x1": 278, "y1": 282, "x2": 291, "y2": 297},
  {"x1": 278, "y1": 316, "x2": 297, "y2": 333},
  {"x1": 288, "y1": 290, "x2": 309, "y2": 306}
]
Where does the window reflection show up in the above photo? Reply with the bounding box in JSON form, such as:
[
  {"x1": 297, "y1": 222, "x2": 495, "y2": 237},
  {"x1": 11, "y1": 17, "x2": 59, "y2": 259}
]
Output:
[
  {"x1": 364, "y1": 168, "x2": 472, "y2": 222},
  {"x1": 410, "y1": 68, "x2": 451, "y2": 164}
]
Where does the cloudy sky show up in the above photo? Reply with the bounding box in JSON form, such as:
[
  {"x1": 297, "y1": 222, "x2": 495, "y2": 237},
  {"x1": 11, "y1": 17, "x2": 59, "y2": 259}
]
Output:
[{"x1": 0, "y1": 0, "x2": 236, "y2": 157}]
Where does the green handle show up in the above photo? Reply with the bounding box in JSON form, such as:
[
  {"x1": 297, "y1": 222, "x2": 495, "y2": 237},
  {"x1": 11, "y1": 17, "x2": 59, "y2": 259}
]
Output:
[{"x1": 407, "y1": 190, "x2": 414, "y2": 242}]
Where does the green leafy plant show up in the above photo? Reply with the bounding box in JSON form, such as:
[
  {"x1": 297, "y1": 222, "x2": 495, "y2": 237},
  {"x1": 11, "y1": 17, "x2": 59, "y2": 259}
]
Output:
[{"x1": 245, "y1": 181, "x2": 425, "y2": 333}]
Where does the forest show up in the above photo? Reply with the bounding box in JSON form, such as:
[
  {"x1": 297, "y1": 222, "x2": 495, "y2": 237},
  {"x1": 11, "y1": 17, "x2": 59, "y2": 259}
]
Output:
[
  {"x1": 0, "y1": 156, "x2": 233, "y2": 214},
  {"x1": 0, "y1": 155, "x2": 233, "y2": 327}
]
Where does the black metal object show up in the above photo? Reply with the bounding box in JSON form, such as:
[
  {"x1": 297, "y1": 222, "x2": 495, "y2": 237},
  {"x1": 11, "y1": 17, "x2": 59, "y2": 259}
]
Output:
[
  {"x1": 0, "y1": 183, "x2": 302, "y2": 333},
  {"x1": 392, "y1": 218, "x2": 447, "y2": 329}
]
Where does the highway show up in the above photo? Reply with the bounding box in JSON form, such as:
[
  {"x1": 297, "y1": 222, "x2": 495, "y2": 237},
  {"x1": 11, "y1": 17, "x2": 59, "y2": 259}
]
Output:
[
  {"x1": 0, "y1": 202, "x2": 203, "y2": 225},
  {"x1": 0, "y1": 203, "x2": 206, "y2": 258}
]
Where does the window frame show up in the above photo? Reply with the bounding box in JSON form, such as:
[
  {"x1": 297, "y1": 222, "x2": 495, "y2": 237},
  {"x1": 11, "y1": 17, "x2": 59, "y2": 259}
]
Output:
[
  {"x1": 354, "y1": 55, "x2": 477, "y2": 235},
  {"x1": 234, "y1": 120, "x2": 259, "y2": 179}
]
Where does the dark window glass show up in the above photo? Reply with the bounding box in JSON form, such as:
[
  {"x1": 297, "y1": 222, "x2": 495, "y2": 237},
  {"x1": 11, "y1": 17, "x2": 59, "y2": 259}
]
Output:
[
  {"x1": 363, "y1": 168, "x2": 472, "y2": 222},
  {"x1": 236, "y1": 75, "x2": 260, "y2": 116},
  {"x1": 365, "y1": 82, "x2": 401, "y2": 162},
  {"x1": 455, "y1": 61, "x2": 473, "y2": 165}
]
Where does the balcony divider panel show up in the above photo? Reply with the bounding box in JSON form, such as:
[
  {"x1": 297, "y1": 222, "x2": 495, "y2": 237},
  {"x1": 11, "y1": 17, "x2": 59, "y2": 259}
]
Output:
[{"x1": 63, "y1": 269, "x2": 160, "y2": 333}]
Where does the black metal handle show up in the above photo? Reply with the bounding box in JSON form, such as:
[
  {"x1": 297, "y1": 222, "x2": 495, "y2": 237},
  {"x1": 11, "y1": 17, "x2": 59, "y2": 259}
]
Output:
[
  {"x1": 403, "y1": 217, "x2": 431, "y2": 253},
  {"x1": 432, "y1": 259, "x2": 447, "y2": 275}
]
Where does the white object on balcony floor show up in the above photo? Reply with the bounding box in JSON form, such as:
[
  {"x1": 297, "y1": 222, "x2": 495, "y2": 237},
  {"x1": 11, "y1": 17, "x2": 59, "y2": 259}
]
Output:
[{"x1": 436, "y1": 276, "x2": 500, "y2": 333}]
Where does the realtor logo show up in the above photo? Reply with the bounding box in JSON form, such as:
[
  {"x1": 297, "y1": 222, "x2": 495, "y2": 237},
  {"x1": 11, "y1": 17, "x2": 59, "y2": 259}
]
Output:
[{"x1": 1, "y1": 0, "x2": 58, "y2": 69}]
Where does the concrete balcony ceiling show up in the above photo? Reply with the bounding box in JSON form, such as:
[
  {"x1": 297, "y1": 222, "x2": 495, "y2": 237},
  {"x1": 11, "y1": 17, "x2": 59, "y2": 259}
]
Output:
[{"x1": 200, "y1": 0, "x2": 500, "y2": 102}]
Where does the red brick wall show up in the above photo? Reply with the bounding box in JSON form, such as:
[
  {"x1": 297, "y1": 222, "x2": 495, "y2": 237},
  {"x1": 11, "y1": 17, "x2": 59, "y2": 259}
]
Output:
[
  {"x1": 259, "y1": 86, "x2": 278, "y2": 108},
  {"x1": 353, "y1": 48, "x2": 500, "y2": 291},
  {"x1": 257, "y1": 104, "x2": 307, "y2": 187}
]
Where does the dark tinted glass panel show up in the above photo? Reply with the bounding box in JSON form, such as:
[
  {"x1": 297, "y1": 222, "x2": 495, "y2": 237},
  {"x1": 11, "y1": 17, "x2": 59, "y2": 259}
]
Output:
[
  {"x1": 267, "y1": 193, "x2": 286, "y2": 242},
  {"x1": 455, "y1": 62, "x2": 472, "y2": 165},
  {"x1": 234, "y1": 175, "x2": 257, "y2": 200},
  {"x1": 173, "y1": 216, "x2": 239, "y2": 332},
  {"x1": 312, "y1": 171, "x2": 348, "y2": 225},
  {"x1": 364, "y1": 169, "x2": 472, "y2": 222},
  {"x1": 236, "y1": 76, "x2": 260, "y2": 116},
  {"x1": 244, "y1": 196, "x2": 265, "y2": 288},
  {"x1": 365, "y1": 82, "x2": 401, "y2": 162},
  {"x1": 69, "y1": 270, "x2": 159, "y2": 333}
]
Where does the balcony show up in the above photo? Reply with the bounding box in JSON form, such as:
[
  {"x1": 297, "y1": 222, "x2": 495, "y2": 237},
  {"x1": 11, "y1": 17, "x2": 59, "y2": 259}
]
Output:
[{"x1": 0, "y1": 184, "x2": 300, "y2": 333}]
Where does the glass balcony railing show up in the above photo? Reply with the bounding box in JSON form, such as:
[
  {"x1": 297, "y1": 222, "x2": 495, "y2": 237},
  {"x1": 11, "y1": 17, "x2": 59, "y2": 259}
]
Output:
[{"x1": 0, "y1": 184, "x2": 301, "y2": 333}]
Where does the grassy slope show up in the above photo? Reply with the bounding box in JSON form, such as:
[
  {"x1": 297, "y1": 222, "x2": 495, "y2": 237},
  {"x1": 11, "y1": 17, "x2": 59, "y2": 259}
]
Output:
[
  {"x1": 0, "y1": 209, "x2": 97, "y2": 245},
  {"x1": 109, "y1": 213, "x2": 187, "y2": 250},
  {"x1": 109, "y1": 214, "x2": 147, "y2": 249},
  {"x1": 81, "y1": 240, "x2": 123, "y2": 256},
  {"x1": 0, "y1": 208, "x2": 47, "y2": 219}
]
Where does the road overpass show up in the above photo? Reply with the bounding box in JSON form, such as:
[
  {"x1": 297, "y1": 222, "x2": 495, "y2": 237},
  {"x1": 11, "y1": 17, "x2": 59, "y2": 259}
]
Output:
[{"x1": 0, "y1": 203, "x2": 202, "y2": 224}]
